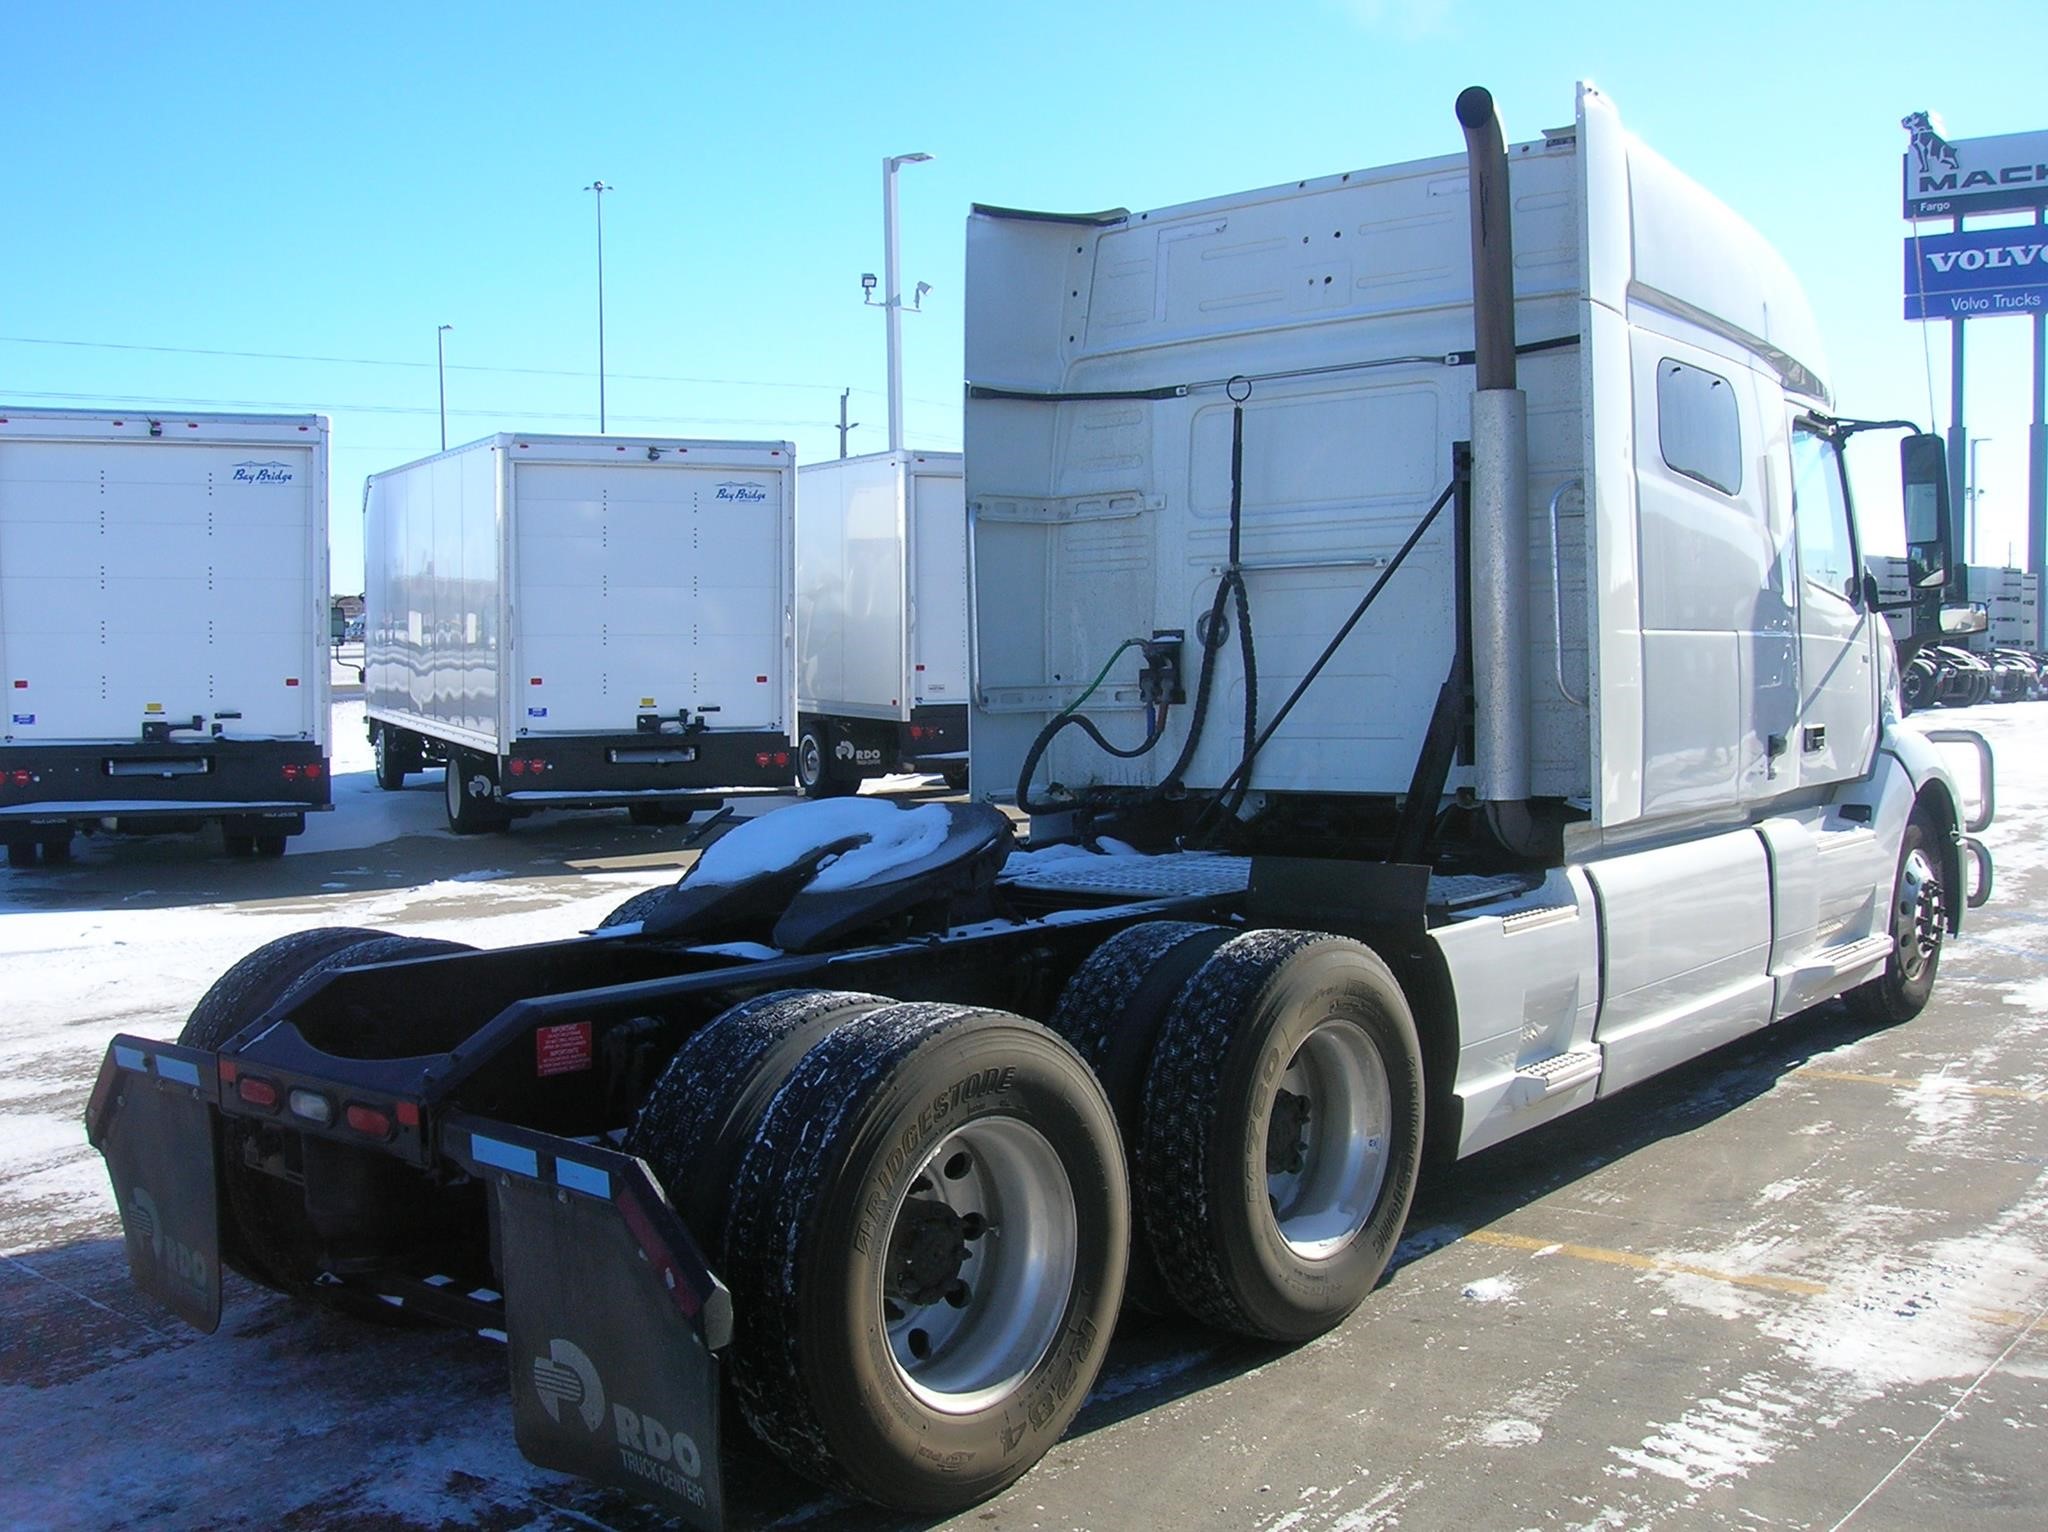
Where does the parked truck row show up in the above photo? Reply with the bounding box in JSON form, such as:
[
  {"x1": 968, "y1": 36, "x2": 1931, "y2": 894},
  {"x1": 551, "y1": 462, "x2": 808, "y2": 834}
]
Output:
[
  {"x1": 0, "y1": 419, "x2": 976, "y2": 860},
  {"x1": 86, "y1": 81, "x2": 1996, "y2": 1530}
]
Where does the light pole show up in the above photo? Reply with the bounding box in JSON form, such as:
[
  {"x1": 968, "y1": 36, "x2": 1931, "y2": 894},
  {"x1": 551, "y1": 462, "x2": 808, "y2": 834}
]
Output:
[
  {"x1": 1968, "y1": 435, "x2": 1993, "y2": 566},
  {"x1": 877, "y1": 152, "x2": 931, "y2": 452},
  {"x1": 585, "y1": 180, "x2": 611, "y2": 432},
  {"x1": 436, "y1": 324, "x2": 452, "y2": 451}
]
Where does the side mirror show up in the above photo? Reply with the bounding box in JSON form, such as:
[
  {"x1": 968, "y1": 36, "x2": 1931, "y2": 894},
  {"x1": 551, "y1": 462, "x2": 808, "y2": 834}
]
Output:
[
  {"x1": 1899, "y1": 433, "x2": 1952, "y2": 589},
  {"x1": 1939, "y1": 604, "x2": 1989, "y2": 636}
]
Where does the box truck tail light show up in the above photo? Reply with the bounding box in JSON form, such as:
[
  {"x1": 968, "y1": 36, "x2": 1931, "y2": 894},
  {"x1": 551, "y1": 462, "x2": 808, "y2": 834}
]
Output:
[
  {"x1": 507, "y1": 757, "x2": 551, "y2": 776},
  {"x1": 6, "y1": 770, "x2": 32, "y2": 786},
  {"x1": 755, "y1": 750, "x2": 792, "y2": 769},
  {"x1": 282, "y1": 762, "x2": 324, "y2": 783}
]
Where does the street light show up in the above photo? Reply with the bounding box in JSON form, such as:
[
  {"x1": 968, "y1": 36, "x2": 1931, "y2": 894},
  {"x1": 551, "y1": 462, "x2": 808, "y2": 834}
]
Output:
[
  {"x1": 872, "y1": 152, "x2": 932, "y2": 453},
  {"x1": 1968, "y1": 435, "x2": 1993, "y2": 566},
  {"x1": 436, "y1": 324, "x2": 452, "y2": 451},
  {"x1": 585, "y1": 179, "x2": 612, "y2": 432}
]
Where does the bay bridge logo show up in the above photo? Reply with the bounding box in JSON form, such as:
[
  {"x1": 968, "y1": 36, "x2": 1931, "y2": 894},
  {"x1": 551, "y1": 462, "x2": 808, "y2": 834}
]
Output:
[
  {"x1": 230, "y1": 460, "x2": 295, "y2": 485},
  {"x1": 714, "y1": 480, "x2": 768, "y2": 504}
]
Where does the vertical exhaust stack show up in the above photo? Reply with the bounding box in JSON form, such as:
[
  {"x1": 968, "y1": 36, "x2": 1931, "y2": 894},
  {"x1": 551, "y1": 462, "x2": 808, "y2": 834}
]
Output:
[{"x1": 1457, "y1": 86, "x2": 1531, "y2": 811}]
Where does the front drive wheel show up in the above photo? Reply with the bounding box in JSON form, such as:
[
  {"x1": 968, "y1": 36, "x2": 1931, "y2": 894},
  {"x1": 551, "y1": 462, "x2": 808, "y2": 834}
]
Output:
[
  {"x1": 722, "y1": 1002, "x2": 1128, "y2": 1512},
  {"x1": 1138, "y1": 931, "x2": 1424, "y2": 1342},
  {"x1": 372, "y1": 726, "x2": 415, "y2": 791},
  {"x1": 1844, "y1": 816, "x2": 1946, "y2": 1026}
]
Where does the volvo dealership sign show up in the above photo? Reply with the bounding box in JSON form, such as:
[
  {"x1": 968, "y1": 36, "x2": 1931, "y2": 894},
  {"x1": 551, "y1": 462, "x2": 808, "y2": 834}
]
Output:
[
  {"x1": 1902, "y1": 114, "x2": 2048, "y2": 219},
  {"x1": 1904, "y1": 227, "x2": 2048, "y2": 319}
]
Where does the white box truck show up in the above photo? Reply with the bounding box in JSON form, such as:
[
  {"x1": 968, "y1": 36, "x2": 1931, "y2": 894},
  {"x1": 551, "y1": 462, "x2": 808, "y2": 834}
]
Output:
[
  {"x1": 89, "y1": 84, "x2": 1999, "y2": 1527},
  {"x1": 0, "y1": 408, "x2": 332, "y2": 865},
  {"x1": 362, "y1": 434, "x2": 795, "y2": 832},
  {"x1": 793, "y1": 449, "x2": 970, "y2": 794}
]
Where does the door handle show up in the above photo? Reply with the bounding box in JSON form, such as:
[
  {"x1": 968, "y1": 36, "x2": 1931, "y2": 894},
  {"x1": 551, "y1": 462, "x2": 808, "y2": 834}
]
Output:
[{"x1": 1803, "y1": 725, "x2": 1826, "y2": 754}]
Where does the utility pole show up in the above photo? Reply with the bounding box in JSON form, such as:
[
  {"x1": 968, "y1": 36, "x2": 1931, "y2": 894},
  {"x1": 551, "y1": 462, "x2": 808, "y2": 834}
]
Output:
[
  {"x1": 2032, "y1": 207, "x2": 2047, "y2": 646},
  {"x1": 1968, "y1": 436, "x2": 1993, "y2": 566},
  {"x1": 436, "y1": 324, "x2": 452, "y2": 451},
  {"x1": 838, "y1": 388, "x2": 860, "y2": 458},
  {"x1": 585, "y1": 180, "x2": 612, "y2": 432}
]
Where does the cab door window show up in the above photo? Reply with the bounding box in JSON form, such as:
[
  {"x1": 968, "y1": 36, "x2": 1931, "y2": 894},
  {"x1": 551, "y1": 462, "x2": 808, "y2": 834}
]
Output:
[{"x1": 1790, "y1": 426, "x2": 1858, "y2": 607}]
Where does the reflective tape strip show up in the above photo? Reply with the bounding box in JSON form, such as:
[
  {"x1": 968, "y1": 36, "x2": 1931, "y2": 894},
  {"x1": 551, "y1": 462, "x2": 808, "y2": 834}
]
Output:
[
  {"x1": 554, "y1": 1157, "x2": 610, "y2": 1200},
  {"x1": 155, "y1": 1056, "x2": 202, "y2": 1088},
  {"x1": 114, "y1": 1045, "x2": 148, "y2": 1074},
  {"x1": 470, "y1": 1134, "x2": 539, "y2": 1179}
]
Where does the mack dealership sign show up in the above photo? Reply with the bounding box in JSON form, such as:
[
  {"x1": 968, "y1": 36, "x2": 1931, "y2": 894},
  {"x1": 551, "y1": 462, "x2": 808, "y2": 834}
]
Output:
[
  {"x1": 1903, "y1": 227, "x2": 2048, "y2": 320},
  {"x1": 1902, "y1": 118, "x2": 2048, "y2": 219}
]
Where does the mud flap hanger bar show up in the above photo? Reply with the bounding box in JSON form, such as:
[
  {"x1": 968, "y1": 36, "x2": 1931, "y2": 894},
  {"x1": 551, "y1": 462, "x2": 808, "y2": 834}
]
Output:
[{"x1": 441, "y1": 1112, "x2": 731, "y2": 1530}]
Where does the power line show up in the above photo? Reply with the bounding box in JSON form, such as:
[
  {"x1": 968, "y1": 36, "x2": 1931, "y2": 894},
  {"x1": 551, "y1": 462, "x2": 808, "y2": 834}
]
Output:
[
  {"x1": 0, "y1": 333, "x2": 961, "y2": 409},
  {"x1": 0, "y1": 387, "x2": 837, "y2": 431}
]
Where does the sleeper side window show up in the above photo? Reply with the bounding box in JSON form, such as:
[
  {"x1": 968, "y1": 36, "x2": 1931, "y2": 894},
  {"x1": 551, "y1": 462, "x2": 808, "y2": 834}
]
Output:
[{"x1": 1657, "y1": 359, "x2": 1743, "y2": 496}]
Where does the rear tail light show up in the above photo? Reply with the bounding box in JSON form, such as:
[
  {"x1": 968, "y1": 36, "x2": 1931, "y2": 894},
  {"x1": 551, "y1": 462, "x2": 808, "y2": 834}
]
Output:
[
  {"x1": 507, "y1": 757, "x2": 550, "y2": 776},
  {"x1": 755, "y1": 752, "x2": 771, "y2": 768},
  {"x1": 287, "y1": 1088, "x2": 332, "y2": 1124},
  {"x1": 282, "y1": 763, "x2": 299, "y2": 781},
  {"x1": 6, "y1": 769, "x2": 31, "y2": 786},
  {"x1": 395, "y1": 1100, "x2": 421, "y2": 1128},
  {"x1": 773, "y1": 750, "x2": 789, "y2": 768},
  {"x1": 304, "y1": 761, "x2": 323, "y2": 780},
  {"x1": 237, "y1": 1076, "x2": 280, "y2": 1110},
  {"x1": 344, "y1": 1103, "x2": 393, "y2": 1139}
]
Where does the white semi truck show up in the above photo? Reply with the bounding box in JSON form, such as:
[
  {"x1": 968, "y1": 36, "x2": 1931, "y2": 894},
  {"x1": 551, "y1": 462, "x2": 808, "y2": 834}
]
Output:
[
  {"x1": 91, "y1": 83, "x2": 1992, "y2": 1527},
  {"x1": 793, "y1": 449, "x2": 970, "y2": 794},
  {"x1": 361, "y1": 434, "x2": 796, "y2": 832},
  {"x1": 0, "y1": 408, "x2": 332, "y2": 864}
]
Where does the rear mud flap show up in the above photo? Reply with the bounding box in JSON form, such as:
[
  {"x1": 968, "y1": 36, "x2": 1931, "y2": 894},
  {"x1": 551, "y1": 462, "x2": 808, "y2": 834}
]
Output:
[
  {"x1": 85, "y1": 1036, "x2": 223, "y2": 1334},
  {"x1": 442, "y1": 1113, "x2": 730, "y2": 1531}
]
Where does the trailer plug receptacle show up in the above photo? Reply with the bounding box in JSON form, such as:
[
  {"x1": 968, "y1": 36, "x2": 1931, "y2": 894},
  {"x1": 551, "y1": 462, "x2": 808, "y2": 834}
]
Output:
[{"x1": 1137, "y1": 631, "x2": 1186, "y2": 706}]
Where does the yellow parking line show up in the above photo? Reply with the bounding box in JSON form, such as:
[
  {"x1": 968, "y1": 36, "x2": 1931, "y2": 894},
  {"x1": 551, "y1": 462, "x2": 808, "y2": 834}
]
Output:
[
  {"x1": 1799, "y1": 1068, "x2": 2045, "y2": 1103},
  {"x1": 1464, "y1": 1229, "x2": 1829, "y2": 1296},
  {"x1": 1464, "y1": 1230, "x2": 2048, "y2": 1335}
]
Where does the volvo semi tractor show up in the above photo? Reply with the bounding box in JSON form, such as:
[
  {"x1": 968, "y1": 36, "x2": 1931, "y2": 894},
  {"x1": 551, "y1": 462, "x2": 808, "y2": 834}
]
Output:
[
  {"x1": 0, "y1": 408, "x2": 332, "y2": 863},
  {"x1": 89, "y1": 83, "x2": 1992, "y2": 1526},
  {"x1": 361, "y1": 434, "x2": 796, "y2": 832},
  {"x1": 794, "y1": 449, "x2": 970, "y2": 794}
]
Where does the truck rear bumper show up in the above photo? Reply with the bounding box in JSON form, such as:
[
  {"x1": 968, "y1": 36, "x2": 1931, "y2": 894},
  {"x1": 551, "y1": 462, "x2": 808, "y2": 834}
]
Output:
[
  {"x1": 0, "y1": 740, "x2": 330, "y2": 830},
  {"x1": 499, "y1": 728, "x2": 792, "y2": 802},
  {"x1": 85, "y1": 1032, "x2": 731, "y2": 1530}
]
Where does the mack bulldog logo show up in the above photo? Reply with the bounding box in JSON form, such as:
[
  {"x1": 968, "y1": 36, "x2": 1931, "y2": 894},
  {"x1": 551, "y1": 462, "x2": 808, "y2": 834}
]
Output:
[
  {"x1": 1902, "y1": 111, "x2": 1959, "y2": 175},
  {"x1": 1902, "y1": 113, "x2": 2048, "y2": 219},
  {"x1": 230, "y1": 459, "x2": 295, "y2": 485},
  {"x1": 533, "y1": 1337, "x2": 606, "y2": 1431}
]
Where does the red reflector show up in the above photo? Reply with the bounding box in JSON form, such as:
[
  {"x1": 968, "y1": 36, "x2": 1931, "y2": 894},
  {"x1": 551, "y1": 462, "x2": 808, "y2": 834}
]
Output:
[
  {"x1": 755, "y1": 675, "x2": 768, "y2": 684},
  {"x1": 773, "y1": 751, "x2": 789, "y2": 768},
  {"x1": 529, "y1": 677, "x2": 543, "y2": 686},
  {"x1": 237, "y1": 1076, "x2": 279, "y2": 1109},
  {"x1": 345, "y1": 1103, "x2": 393, "y2": 1138},
  {"x1": 303, "y1": 761, "x2": 323, "y2": 780},
  {"x1": 218, "y1": 1059, "x2": 238, "y2": 1085},
  {"x1": 508, "y1": 757, "x2": 527, "y2": 775},
  {"x1": 916, "y1": 663, "x2": 926, "y2": 671},
  {"x1": 910, "y1": 726, "x2": 924, "y2": 740},
  {"x1": 11, "y1": 680, "x2": 24, "y2": 688},
  {"x1": 395, "y1": 1100, "x2": 420, "y2": 1127},
  {"x1": 285, "y1": 678, "x2": 300, "y2": 687},
  {"x1": 187, "y1": 422, "x2": 199, "y2": 429}
]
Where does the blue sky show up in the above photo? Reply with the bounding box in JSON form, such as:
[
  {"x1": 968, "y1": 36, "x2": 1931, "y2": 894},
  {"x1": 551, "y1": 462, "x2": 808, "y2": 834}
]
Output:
[{"x1": 4, "y1": 1, "x2": 2046, "y2": 587}]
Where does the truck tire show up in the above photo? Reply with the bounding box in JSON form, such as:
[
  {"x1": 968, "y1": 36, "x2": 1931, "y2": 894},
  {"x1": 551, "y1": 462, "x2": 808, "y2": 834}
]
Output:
[
  {"x1": 40, "y1": 832, "x2": 73, "y2": 864},
  {"x1": 627, "y1": 803, "x2": 696, "y2": 827},
  {"x1": 796, "y1": 726, "x2": 858, "y2": 799},
  {"x1": 444, "y1": 750, "x2": 507, "y2": 834},
  {"x1": 184, "y1": 930, "x2": 475, "y2": 1313},
  {"x1": 595, "y1": 886, "x2": 678, "y2": 930},
  {"x1": 1137, "y1": 930, "x2": 1423, "y2": 1343},
  {"x1": 254, "y1": 832, "x2": 288, "y2": 858},
  {"x1": 372, "y1": 725, "x2": 416, "y2": 791},
  {"x1": 722, "y1": 1002, "x2": 1127, "y2": 1512},
  {"x1": 1047, "y1": 920, "x2": 1235, "y2": 1313},
  {"x1": 1843, "y1": 816, "x2": 1946, "y2": 1026},
  {"x1": 625, "y1": 989, "x2": 889, "y2": 1254},
  {"x1": 222, "y1": 832, "x2": 256, "y2": 858},
  {"x1": 942, "y1": 763, "x2": 970, "y2": 792}
]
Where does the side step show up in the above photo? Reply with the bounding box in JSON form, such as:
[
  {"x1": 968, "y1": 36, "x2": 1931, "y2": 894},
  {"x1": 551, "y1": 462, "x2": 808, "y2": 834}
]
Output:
[
  {"x1": 1506, "y1": 1047, "x2": 1602, "y2": 1107},
  {"x1": 1783, "y1": 934, "x2": 1894, "y2": 988}
]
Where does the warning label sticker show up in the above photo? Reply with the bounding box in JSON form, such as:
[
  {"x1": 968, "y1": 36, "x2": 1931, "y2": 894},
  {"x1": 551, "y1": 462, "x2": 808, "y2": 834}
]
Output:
[{"x1": 536, "y1": 1021, "x2": 593, "y2": 1078}]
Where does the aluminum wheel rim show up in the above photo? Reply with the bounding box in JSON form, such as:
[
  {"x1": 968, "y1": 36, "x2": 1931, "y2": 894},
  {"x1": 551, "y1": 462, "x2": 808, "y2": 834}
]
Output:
[
  {"x1": 1265, "y1": 1017, "x2": 1392, "y2": 1260},
  {"x1": 1896, "y1": 846, "x2": 1944, "y2": 983},
  {"x1": 799, "y1": 736, "x2": 823, "y2": 787},
  {"x1": 880, "y1": 1116, "x2": 1077, "y2": 1414}
]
